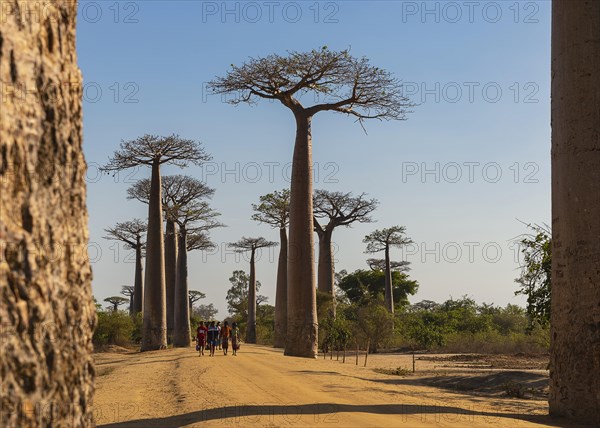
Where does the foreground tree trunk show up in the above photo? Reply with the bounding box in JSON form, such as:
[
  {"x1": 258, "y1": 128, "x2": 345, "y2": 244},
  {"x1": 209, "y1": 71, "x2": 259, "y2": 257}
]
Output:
[
  {"x1": 165, "y1": 219, "x2": 177, "y2": 341},
  {"x1": 142, "y1": 161, "x2": 167, "y2": 350},
  {"x1": 0, "y1": 2, "x2": 95, "y2": 425},
  {"x1": 247, "y1": 249, "x2": 258, "y2": 343},
  {"x1": 550, "y1": 1, "x2": 600, "y2": 424},
  {"x1": 274, "y1": 227, "x2": 288, "y2": 347},
  {"x1": 133, "y1": 238, "x2": 144, "y2": 315},
  {"x1": 286, "y1": 113, "x2": 318, "y2": 358},
  {"x1": 317, "y1": 228, "x2": 336, "y2": 316},
  {"x1": 173, "y1": 229, "x2": 191, "y2": 347},
  {"x1": 384, "y1": 246, "x2": 394, "y2": 313}
]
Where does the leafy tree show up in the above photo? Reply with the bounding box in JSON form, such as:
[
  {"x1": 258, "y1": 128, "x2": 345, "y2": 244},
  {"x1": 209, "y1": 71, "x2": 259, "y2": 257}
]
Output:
[
  {"x1": 102, "y1": 134, "x2": 211, "y2": 351},
  {"x1": 226, "y1": 270, "x2": 266, "y2": 320},
  {"x1": 364, "y1": 226, "x2": 414, "y2": 313},
  {"x1": 345, "y1": 298, "x2": 394, "y2": 353},
  {"x1": 210, "y1": 47, "x2": 413, "y2": 358},
  {"x1": 514, "y1": 223, "x2": 551, "y2": 327},
  {"x1": 104, "y1": 296, "x2": 129, "y2": 312},
  {"x1": 256, "y1": 304, "x2": 276, "y2": 345},
  {"x1": 103, "y1": 219, "x2": 147, "y2": 315},
  {"x1": 337, "y1": 269, "x2": 418, "y2": 310},
  {"x1": 193, "y1": 303, "x2": 218, "y2": 321},
  {"x1": 94, "y1": 310, "x2": 135, "y2": 346},
  {"x1": 251, "y1": 189, "x2": 290, "y2": 347},
  {"x1": 313, "y1": 190, "x2": 378, "y2": 315},
  {"x1": 227, "y1": 238, "x2": 277, "y2": 343}
]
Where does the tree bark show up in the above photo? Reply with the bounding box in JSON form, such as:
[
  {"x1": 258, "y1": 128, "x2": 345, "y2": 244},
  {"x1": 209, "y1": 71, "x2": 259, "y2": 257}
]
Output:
[
  {"x1": 274, "y1": 227, "x2": 288, "y2": 347},
  {"x1": 285, "y1": 112, "x2": 318, "y2": 358},
  {"x1": 317, "y1": 228, "x2": 336, "y2": 316},
  {"x1": 132, "y1": 239, "x2": 144, "y2": 315},
  {"x1": 550, "y1": 1, "x2": 600, "y2": 424},
  {"x1": 384, "y1": 246, "x2": 394, "y2": 313},
  {"x1": 165, "y1": 219, "x2": 177, "y2": 341},
  {"x1": 0, "y1": 2, "x2": 95, "y2": 425},
  {"x1": 247, "y1": 248, "x2": 257, "y2": 343},
  {"x1": 173, "y1": 228, "x2": 191, "y2": 347},
  {"x1": 141, "y1": 161, "x2": 167, "y2": 351}
]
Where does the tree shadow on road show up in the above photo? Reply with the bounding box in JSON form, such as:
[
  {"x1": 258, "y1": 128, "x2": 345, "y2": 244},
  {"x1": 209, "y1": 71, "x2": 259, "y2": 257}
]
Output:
[{"x1": 97, "y1": 402, "x2": 564, "y2": 428}]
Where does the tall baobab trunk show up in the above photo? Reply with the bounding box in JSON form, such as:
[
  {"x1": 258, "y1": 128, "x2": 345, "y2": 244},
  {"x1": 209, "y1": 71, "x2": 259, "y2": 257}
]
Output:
[
  {"x1": 133, "y1": 238, "x2": 144, "y2": 315},
  {"x1": 550, "y1": 1, "x2": 600, "y2": 424},
  {"x1": 286, "y1": 112, "x2": 318, "y2": 358},
  {"x1": 165, "y1": 219, "x2": 177, "y2": 341},
  {"x1": 384, "y1": 246, "x2": 394, "y2": 313},
  {"x1": 173, "y1": 229, "x2": 191, "y2": 347},
  {"x1": 274, "y1": 227, "x2": 288, "y2": 347},
  {"x1": 247, "y1": 249, "x2": 258, "y2": 343},
  {"x1": 128, "y1": 295, "x2": 133, "y2": 315},
  {"x1": 0, "y1": 1, "x2": 95, "y2": 425},
  {"x1": 317, "y1": 228, "x2": 336, "y2": 316},
  {"x1": 141, "y1": 161, "x2": 167, "y2": 351}
]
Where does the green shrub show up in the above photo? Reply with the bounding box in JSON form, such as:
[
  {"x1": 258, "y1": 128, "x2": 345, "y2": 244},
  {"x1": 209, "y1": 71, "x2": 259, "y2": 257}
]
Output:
[{"x1": 93, "y1": 310, "x2": 135, "y2": 346}]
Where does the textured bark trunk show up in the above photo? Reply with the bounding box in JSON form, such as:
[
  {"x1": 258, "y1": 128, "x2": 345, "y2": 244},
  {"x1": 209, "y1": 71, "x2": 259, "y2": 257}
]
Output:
[
  {"x1": 141, "y1": 161, "x2": 167, "y2": 351},
  {"x1": 285, "y1": 112, "x2": 318, "y2": 358},
  {"x1": 274, "y1": 227, "x2": 288, "y2": 347},
  {"x1": 132, "y1": 240, "x2": 143, "y2": 315},
  {"x1": 317, "y1": 229, "x2": 336, "y2": 316},
  {"x1": 550, "y1": 1, "x2": 600, "y2": 424},
  {"x1": 165, "y1": 219, "x2": 177, "y2": 341},
  {"x1": 128, "y1": 296, "x2": 133, "y2": 316},
  {"x1": 173, "y1": 229, "x2": 191, "y2": 347},
  {"x1": 247, "y1": 249, "x2": 257, "y2": 343},
  {"x1": 384, "y1": 246, "x2": 394, "y2": 313},
  {"x1": 0, "y1": 2, "x2": 95, "y2": 425}
]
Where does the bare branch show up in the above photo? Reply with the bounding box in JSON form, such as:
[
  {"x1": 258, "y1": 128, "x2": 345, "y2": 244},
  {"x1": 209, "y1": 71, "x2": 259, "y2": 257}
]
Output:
[
  {"x1": 367, "y1": 258, "x2": 411, "y2": 272},
  {"x1": 101, "y1": 134, "x2": 212, "y2": 172},
  {"x1": 208, "y1": 47, "x2": 415, "y2": 125},
  {"x1": 313, "y1": 189, "x2": 378, "y2": 230},
  {"x1": 103, "y1": 219, "x2": 147, "y2": 250}
]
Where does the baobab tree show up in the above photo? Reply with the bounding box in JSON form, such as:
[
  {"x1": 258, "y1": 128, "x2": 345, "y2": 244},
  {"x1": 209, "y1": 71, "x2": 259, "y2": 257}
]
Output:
[
  {"x1": 550, "y1": 1, "x2": 600, "y2": 424},
  {"x1": 209, "y1": 48, "x2": 413, "y2": 357},
  {"x1": 363, "y1": 226, "x2": 413, "y2": 313},
  {"x1": 172, "y1": 205, "x2": 221, "y2": 347},
  {"x1": 128, "y1": 175, "x2": 215, "y2": 341},
  {"x1": 102, "y1": 134, "x2": 211, "y2": 351},
  {"x1": 228, "y1": 238, "x2": 278, "y2": 343},
  {"x1": 313, "y1": 190, "x2": 378, "y2": 315},
  {"x1": 189, "y1": 290, "x2": 206, "y2": 313},
  {"x1": 103, "y1": 219, "x2": 147, "y2": 315},
  {"x1": 121, "y1": 286, "x2": 135, "y2": 315},
  {"x1": 251, "y1": 189, "x2": 290, "y2": 348},
  {"x1": 104, "y1": 296, "x2": 129, "y2": 312}
]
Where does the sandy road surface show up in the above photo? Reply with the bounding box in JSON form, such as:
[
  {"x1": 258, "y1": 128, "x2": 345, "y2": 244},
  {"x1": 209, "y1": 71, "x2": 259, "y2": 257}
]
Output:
[{"x1": 93, "y1": 345, "x2": 575, "y2": 428}]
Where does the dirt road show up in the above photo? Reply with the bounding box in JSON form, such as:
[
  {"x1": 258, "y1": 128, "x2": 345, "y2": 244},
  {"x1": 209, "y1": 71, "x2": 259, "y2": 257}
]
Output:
[{"x1": 93, "y1": 345, "x2": 573, "y2": 427}]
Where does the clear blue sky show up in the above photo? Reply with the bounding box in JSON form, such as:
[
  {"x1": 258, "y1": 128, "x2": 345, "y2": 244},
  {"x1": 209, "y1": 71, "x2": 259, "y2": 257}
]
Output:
[{"x1": 78, "y1": 1, "x2": 551, "y2": 316}]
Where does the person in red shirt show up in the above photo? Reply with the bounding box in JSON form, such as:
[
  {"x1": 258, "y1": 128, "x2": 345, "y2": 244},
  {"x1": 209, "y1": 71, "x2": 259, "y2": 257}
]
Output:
[{"x1": 196, "y1": 321, "x2": 208, "y2": 356}]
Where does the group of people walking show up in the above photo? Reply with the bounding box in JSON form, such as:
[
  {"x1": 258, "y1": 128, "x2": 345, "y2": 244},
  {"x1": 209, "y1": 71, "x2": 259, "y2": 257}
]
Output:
[{"x1": 195, "y1": 321, "x2": 240, "y2": 357}]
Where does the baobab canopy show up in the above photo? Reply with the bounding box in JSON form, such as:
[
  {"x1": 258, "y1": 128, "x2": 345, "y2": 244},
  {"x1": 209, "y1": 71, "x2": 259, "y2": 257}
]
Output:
[{"x1": 208, "y1": 47, "x2": 414, "y2": 124}]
